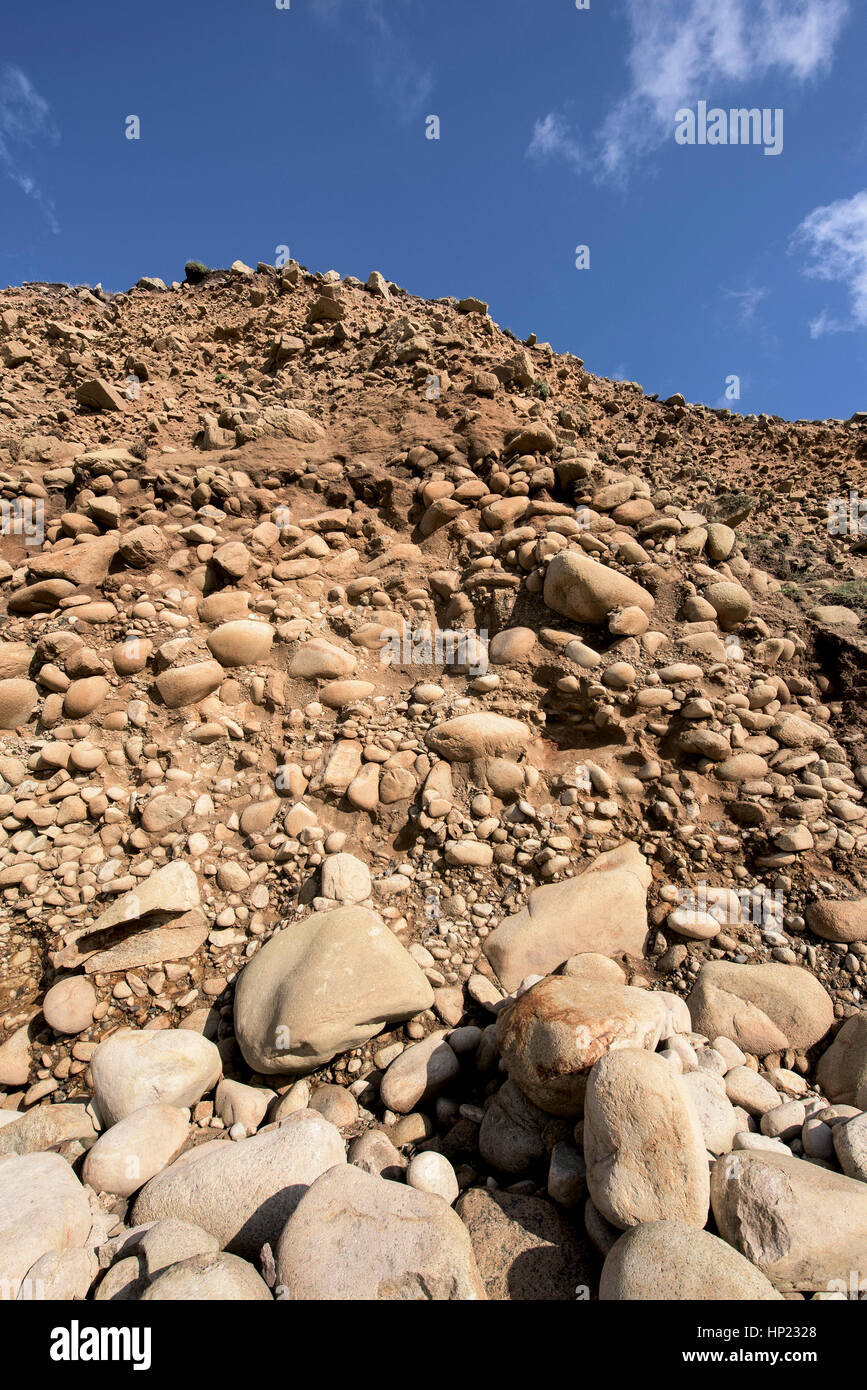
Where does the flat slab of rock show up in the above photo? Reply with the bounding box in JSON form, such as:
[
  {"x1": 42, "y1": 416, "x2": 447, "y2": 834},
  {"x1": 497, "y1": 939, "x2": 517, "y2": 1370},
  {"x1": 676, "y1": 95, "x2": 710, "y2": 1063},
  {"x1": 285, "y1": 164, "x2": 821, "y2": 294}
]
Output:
[
  {"x1": 132, "y1": 1110, "x2": 345, "y2": 1259},
  {"x1": 496, "y1": 975, "x2": 666, "y2": 1116},
  {"x1": 600, "y1": 1220, "x2": 782, "y2": 1300},
  {"x1": 457, "y1": 1188, "x2": 596, "y2": 1300},
  {"x1": 484, "y1": 842, "x2": 650, "y2": 992},
  {"x1": 687, "y1": 961, "x2": 833, "y2": 1056},
  {"x1": 711, "y1": 1149, "x2": 867, "y2": 1292},
  {"x1": 275, "y1": 1164, "x2": 486, "y2": 1300},
  {"x1": 27, "y1": 533, "x2": 118, "y2": 586},
  {"x1": 234, "y1": 905, "x2": 433, "y2": 1075},
  {"x1": 0, "y1": 1102, "x2": 97, "y2": 1157},
  {"x1": 57, "y1": 863, "x2": 201, "y2": 969},
  {"x1": 83, "y1": 910, "x2": 210, "y2": 976}
]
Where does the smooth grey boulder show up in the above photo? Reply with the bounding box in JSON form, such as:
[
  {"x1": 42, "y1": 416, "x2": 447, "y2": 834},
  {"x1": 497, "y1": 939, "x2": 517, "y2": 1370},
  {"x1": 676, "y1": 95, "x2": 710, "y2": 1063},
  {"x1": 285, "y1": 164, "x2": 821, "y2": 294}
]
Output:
[
  {"x1": 584, "y1": 1049, "x2": 710, "y2": 1230},
  {"x1": 600, "y1": 1221, "x2": 783, "y2": 1300},
  {"x1": 711, "y1": 1149, "x2": 867, "y2": 1291},
  {"x1": 131, "y1": 1109, "x2": 346, "y2": 1258},
  {"x1": 90, "y1": 1028, "x2": 221, "y2": 1126},
  {"x1": 0, "y1": 1153, "x2": 92, "y2": 1298},
  {"x1": 234, "y1": 906, "x2": 433, "y2": 1076},
  {"x1": 275, "y1": 1164, "x2": 486, "y2": 1300},
  {"x1": 140, "y1": 1251, "x2": 272, "y2": 1301}
]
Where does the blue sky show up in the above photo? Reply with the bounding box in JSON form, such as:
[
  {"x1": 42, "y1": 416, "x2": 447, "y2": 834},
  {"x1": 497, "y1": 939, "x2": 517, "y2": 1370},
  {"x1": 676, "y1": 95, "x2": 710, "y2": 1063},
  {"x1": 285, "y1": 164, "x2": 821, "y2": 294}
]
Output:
[{"x1": 2, "y1": 0, "x2": 866, "y2": 421}]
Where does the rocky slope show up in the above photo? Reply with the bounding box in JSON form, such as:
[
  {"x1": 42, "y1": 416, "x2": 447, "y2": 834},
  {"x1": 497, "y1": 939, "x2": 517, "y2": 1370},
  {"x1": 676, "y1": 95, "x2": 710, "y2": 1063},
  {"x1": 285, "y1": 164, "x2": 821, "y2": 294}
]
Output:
[{"x1": 0, "y1": 257, "x2": 866, "y2": 1301}]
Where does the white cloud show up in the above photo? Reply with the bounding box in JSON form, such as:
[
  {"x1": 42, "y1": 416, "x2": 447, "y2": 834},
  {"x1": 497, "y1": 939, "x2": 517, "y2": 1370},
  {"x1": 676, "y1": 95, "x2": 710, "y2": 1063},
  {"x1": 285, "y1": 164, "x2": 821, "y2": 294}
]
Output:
[
  {"x1": 313, "y1": 0, "x2": 433, "y2": 119},
  {"x1": 527, "y1": 112, "x2": 583, "y2": 174},
  {"x1": 0, "y1": 65, "x2": 59, "y2": 232},
  {"x1": 791, "y1": 190, "x2": 867, "y2": 334},
  {"x1": 530, "y1": 0, "x2": 850, "y2": 183},
  {"x1": 722, "y1": 285, "x2": 769, "y2": 326}
]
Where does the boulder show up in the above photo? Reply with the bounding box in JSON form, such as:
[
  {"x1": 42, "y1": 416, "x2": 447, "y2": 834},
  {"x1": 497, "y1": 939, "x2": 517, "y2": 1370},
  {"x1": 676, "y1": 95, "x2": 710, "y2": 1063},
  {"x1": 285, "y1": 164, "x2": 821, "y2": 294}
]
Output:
[
  {"x1": 206, "y1": 620, "x2": 274, "y2": 667},
  {"x1": 833, "y1": 1112, "x2": 867, "y2": 1183},
  {"x1": 687, "y1": 961, "x2": 833, "y2": 1055},
  {"x1": 456, "y1": 1188, "x2": 595, "y2": 1300},
  {"x1": 0, "y1": 1153, "x2": 92, "y2": 1298},
  {"x1": 140, "y1": 1251, "x2": 272, "y2": 1301},
  {"x1": 543, "y1": 551, "x2": 654, "y2": 624},
  {"x1": 0, "y1": 1022, "x2": 32, "y2": 1087},
  {"x1": 234, "y1": 906, "x2": 433, "y2": 1076},
  {"x1": 137, "y1": 1219, "x2": 219, "y2": 1277},
  {"x1": 484, "y1": 842, "x2": 650, "y2": 991},
  {"x1": 496, "y1": 976, "x2": 666, "y2": 1116},
  {"x1": 82, "y1": 1105, "x2": 190, "y2": 1197},
  {"x1": 23, "y1": 1245, "x2": 97, "y2": 1301},
  {"x1": 817, "y1": 1015, "x2": 867, "y2": 1106},
  {"x1": 90, "y1": 1028, "x2": 221, "y2": 1126},
  {"x1": 806, "y1": 898, "x2": 867, "y2": 944},
  {"x1": 118, "y1": 525, "x2": 168, "y2": 568},
  {"x1": 0, "y1": 679, "x2": 38, "y2": 729},
  {"x1": 478, "y1": 1079, "x2": 552, "y2": 1175},
  {"x1": 379, "y1": 1031, "x2": 459, "y2": 1114},
  {"x1": 27, "y1": 533, "x2": 118, "y2": 586},
  {"x1": 289, "y1": 638, "x2": 356, "y2": 679},
  {"x1": 703, "y1": 580, "x2": 752, "y2": 629},
  {"x1": 424, "y1": 713, "x2": 530, "y2": 763},
  {"x1": 320, "y1": 852, "x2": 371, "y2": 904},
  {"x1": 132, "y1": 1110, "x2": 345, "y2": 1259},
  {"x1": 0, "y1": 1103, "x2": 97, "y2": 1157},
  {"x1": 63, "y1": 675, "x2": 109, "y2": 718},
  {"x1": 681, "y1": 1071, "x2": 739, "y2": 1155},
  {"x1": 42, "y1": 977, "x2": 97, "y2": 1034},
  {"x1": 155, "y1": 661, "x2": 224, "y2": 709},
  {"x1": 600, "y1": 1221, "x2": 783, "y2": 1300},
  {"x1": 7, "y1": 579, "x2": 76, "y2": 614},
  {"x1": 711, "y1": 1150, "x2": 867, "y2": 1292},
  {"x1": 584, "y1": 1049, "x2": 710, "y2": 1230},
  {"x1": 275, "y1": 1164, "x2": 486, "y2": 1300}
]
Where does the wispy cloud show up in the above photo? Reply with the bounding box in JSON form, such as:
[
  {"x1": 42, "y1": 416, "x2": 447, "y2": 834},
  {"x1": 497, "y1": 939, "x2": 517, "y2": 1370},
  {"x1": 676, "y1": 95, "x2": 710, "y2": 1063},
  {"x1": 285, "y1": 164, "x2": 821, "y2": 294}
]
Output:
[
  {"x1": 313, "y1": 0, "x2": 433, "y2": 119},
  {"x1": 791, "y1": 190, "x2": 867, "y2": 336},
  {"x1": 529, "y1": 0, "x2": 850, "y2": 184},
  {"x1": 527, "y1": 112, "x2": 584, "y2": 175},
  {"x1": 0, "y1": 65, "x2": 59, "y2": 232},
  {"x1": 722, "y1": 285, "x2": 769, "y2": 327}
]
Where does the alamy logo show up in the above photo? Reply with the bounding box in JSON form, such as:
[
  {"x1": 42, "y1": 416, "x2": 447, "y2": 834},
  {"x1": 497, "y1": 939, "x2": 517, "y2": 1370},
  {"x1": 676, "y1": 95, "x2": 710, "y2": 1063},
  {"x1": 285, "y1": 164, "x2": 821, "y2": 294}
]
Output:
[
  {"x1": 50, "y1": 1321, "x2": 151, "y2": 1370},
  {"x1": 675, "y1": 102, "x2": 783, "y2": 156},
  {"x1": 675, "y1": 880, "x2": 785, "y2": 927},
  {"x1": 1, "y1": 1276, "x2": 45, "y2": 1300},
  {"x1": 826, "y1": 1270, "x2": 867, "y2": 1300},
  {"x1": 380, "y1": 625, "x2": 489, "y2": 677},
  {"x1": 827, "y1": 491, "x2": 867, "y2": 536},
  {"x1": 0, "y1": 497, "x2": 44, "y2": 545}
]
